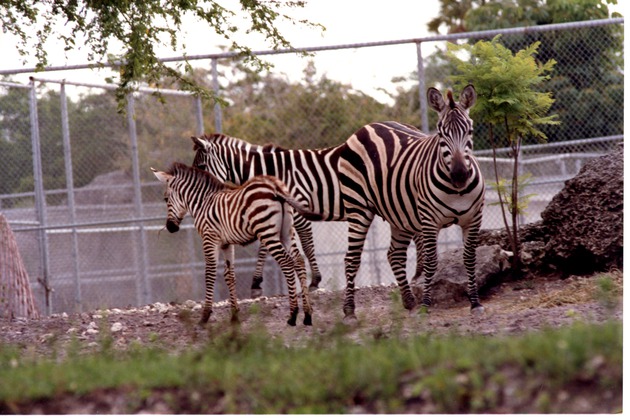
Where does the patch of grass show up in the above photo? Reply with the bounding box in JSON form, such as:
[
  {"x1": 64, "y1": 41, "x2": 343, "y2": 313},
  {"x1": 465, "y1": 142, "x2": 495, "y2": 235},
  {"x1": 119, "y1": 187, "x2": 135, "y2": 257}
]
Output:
[
  {"x1": 518, "y1": 270, "x2": 623, "y2": 310},
  {"x1": 0, "y1": 320, "x2": 621, "y2": 414}
]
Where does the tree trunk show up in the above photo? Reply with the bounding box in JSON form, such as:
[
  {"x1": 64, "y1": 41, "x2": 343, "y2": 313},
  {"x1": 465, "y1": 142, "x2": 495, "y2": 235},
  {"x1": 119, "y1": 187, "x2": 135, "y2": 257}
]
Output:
[{"x1": 0, "y1": 213, "x2": 40, "y2": 319}]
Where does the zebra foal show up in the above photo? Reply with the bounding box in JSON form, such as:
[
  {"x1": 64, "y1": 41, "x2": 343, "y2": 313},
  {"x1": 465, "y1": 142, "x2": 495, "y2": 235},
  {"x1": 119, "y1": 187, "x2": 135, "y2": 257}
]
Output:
[
  {"x1": 190, "y1": 134, "x2": 345, "y2": 296},
  {"x1": 152, "y1": 162, "x2": 318, "y2": 326}
]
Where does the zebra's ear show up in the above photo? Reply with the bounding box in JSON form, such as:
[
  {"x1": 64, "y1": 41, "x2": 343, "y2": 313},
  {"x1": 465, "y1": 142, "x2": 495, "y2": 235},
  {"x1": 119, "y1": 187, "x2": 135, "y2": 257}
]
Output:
[
  {"x1": 151, "y1": 168, "x2": 173, "y2": 183},
  {"x1": 427, "y1": 87, "x2": 446, "y2": 113},
  {"x1": 459, "y1": 84, "x2": 477, "y2": 110},
  {"x1": 191, "y1": 136, "x2": 209, "y2": 151}
]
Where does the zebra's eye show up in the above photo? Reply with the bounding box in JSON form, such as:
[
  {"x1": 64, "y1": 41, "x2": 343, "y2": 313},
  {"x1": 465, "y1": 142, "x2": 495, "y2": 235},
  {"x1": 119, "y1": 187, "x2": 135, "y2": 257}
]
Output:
[{"x1": 197, "y1": 164, "x2": 207, "y2": 171}]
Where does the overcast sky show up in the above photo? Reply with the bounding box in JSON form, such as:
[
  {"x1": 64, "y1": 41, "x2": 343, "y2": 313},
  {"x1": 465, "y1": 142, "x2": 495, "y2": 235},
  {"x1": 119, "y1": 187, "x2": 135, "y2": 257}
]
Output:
[
  {"x1": 0, "y1": 1, "x2": 444, "y2": 102},
  {"x1": 0, "y1": 0, "x2": 624, "y2": 103}
]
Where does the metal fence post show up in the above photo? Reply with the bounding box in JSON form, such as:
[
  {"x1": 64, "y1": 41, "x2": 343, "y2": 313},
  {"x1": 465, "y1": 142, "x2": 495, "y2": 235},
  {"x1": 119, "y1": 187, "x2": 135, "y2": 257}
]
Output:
[
  {"x1": 28, "y1": 78, "x2": 52, "y2": 315},
  {"x1": 211, "y1": 58, "x2": 222, "y2": 133},
  {"x1": 194, "y1": 95, "x2": 205, "y2": 135},
  {"x1": 126, "y1": 94, "x2": 152, "y2": 306},
  {"x1": 59, "y1": 82, "x2": 82, "y2": 311},
  {"x1": 416, "y1": 42, "x2": 429, "y2": 133}
]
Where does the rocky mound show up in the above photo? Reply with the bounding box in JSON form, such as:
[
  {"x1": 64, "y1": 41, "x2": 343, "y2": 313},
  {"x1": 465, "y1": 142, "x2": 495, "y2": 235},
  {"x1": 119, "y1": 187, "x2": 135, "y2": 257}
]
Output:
[{"x1": 540, "y1": 145, "x2": 623, "y2": 273}]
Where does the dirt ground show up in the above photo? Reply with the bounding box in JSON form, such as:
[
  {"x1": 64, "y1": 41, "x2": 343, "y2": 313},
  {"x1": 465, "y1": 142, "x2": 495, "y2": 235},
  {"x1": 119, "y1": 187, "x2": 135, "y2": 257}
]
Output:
[
  {"x1": 1, "y1": 271, "x2": 622, "y2": 356},
  {"x1": 0, "y1": 271, "x2": 623, "y2": 414}
]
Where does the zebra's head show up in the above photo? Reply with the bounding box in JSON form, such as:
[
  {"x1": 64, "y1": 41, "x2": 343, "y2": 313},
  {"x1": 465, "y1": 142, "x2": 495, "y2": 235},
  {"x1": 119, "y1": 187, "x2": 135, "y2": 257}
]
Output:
[
  {"x1": 427, "y1": 84, "x2": 477, "y2": 189},
  {"x1": 191, "y1": 135, "x2": 231, "y2": 183},
  {"x1": 151, "y1": 164, "x2": 188, "y2": 233}
]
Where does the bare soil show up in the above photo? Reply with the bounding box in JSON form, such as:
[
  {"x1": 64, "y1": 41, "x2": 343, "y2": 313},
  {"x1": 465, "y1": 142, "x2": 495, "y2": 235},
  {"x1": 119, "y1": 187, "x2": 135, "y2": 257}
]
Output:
[{"x1": 0, "y1": 271, "x2": 623, "y2": 414}]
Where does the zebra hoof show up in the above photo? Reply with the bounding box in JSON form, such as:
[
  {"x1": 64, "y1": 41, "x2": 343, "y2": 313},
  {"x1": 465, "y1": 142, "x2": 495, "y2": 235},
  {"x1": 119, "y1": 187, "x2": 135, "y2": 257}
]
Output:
[
  {"x1": 471, "y1": 305, "x2": 485, "y2": 316},
  {"x1": 342, "y1": 314, "x2": 358, "y2": 326},
  {"x1": 303, "y1": 314, "x2": 313, "y2": 326},
  {"x1": 413, "y1": 305, "x2": 430, "y2": 316},
  {"x1": 287, "y1": 318, "x2": 297, "y2": 327},
  {"x1": 251, "y1": 288, "x2": 263, "y2": 299}
]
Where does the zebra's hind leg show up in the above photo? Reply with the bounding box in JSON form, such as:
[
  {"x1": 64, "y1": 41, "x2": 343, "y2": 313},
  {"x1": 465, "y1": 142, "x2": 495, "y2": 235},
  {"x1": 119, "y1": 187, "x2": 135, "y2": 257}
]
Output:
[
  {"x1": 290, "y1": 235, "x2": 313, "y2": 325},
  {"x1": 222, "y1": 244, "x2": 240, "y2": 323},
  {"x1": 387, "y1": 228, "x2": 417, "y2": 311},
  {"x1": 294, "y1": 215, "x2": 322, "y2": 291},
  {"x1": 262, "y1": 237, "x2": 301, "y2": 326},
  {"x1": 251, "y1": 244, "x2": 268, "y2": 298},
  {"x1": 343, "y1": 215, "x2": 374, "y2": 323}
]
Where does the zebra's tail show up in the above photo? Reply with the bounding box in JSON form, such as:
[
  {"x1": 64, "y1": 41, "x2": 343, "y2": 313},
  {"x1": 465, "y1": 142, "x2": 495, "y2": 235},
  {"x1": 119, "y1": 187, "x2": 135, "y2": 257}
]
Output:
[
  {"x1": 282, "y1": 196, "x2": 325, "y2": 221},
  {"x1": 264, "y1": 176, "x2": 324, "y2": 221}
]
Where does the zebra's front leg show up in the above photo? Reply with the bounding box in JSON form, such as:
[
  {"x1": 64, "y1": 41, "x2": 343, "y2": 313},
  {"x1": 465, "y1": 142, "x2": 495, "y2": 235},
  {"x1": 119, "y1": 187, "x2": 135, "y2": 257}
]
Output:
[
  {"x1": 294, "y1": 215, "x2": 322, "y2": 291},
  {"x1": 343, "y1": 215, "x2": 373, "y2": 322},
  {"x1": 221, "y1": 244, "x2": 240, "y2": 323},
  {"x1": 290, "y1": 233, "x2": 313, "y2": 325},
  {"x1": 251, "y1": 244, "x2": 268, "y2": 298},
  {"x1": 411, "y1": 232, "x2": 424, "y2": 283},
  {"x1": 462, "y1": 224, "x2": 484, "y2": 314},
  {"x1": 200, "y1": 237, "x2": 220, "y2": 324},
  {"x1": 419, "y1": 225, "x2": 439, "y2": 313},
  {"x1": 387, "y1": 228, "x2": 417, "y2": 311}
]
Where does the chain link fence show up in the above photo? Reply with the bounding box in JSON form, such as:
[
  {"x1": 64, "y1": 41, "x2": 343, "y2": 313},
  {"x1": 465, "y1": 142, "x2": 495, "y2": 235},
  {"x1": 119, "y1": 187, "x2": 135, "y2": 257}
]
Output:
[{"x1": 0, "y1": 18, "x2": 623, "y2": 315}]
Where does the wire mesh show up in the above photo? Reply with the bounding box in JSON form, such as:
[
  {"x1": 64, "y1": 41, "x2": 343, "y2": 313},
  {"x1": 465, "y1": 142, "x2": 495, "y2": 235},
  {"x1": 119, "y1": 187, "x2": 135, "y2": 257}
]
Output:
[{"x1": 0, "y1": 18, "x2": 623, "y2": 314}]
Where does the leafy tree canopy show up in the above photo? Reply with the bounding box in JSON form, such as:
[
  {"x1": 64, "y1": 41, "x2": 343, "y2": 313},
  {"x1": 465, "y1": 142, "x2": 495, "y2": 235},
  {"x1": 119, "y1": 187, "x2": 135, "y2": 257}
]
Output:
[
  {"x1": 428, "y1": 0, "x2": 621, "y2": 34},
  {"x1": 0, "y1": 0, "x2": 322, "y2": 110}
]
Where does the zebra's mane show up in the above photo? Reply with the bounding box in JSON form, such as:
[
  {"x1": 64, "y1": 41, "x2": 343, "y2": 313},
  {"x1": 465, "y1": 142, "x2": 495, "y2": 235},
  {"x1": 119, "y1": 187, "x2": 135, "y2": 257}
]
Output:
[
  {"x1": 169, "y1": 162, "x2": 235, "y2": 190},
  {"x1": 200, "y1": 133, "x2": 287, "y2": 153}
]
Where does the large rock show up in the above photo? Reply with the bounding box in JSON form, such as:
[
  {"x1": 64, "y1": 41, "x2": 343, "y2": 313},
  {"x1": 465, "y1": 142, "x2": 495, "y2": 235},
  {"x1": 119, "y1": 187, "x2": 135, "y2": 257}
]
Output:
[
  {"x1": 540, "y1": 146, "x2": 623, "y2": 273},
  {"x1": 411, "y1": 245, "x2": 511, "y2": 305},
  {"x1": 74, "y1": 170, "x2": 134, "y2": 205}
]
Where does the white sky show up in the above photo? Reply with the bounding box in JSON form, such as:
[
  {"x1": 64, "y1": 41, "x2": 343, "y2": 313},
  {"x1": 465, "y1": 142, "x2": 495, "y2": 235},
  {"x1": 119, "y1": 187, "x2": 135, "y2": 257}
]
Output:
[
  {"x1": 0, "y1": 0, "x2": 624, "y2": 103},
  {"x1": 0, "y1": 0, "x2": 442, "y2": 103}
]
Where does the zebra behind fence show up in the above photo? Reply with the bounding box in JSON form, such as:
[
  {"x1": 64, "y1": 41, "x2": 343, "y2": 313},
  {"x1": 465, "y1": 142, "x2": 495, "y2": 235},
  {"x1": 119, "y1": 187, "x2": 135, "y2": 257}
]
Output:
[
  {"x1": 338, "y1": 85, "x2": 485, "y2": 321},
  {"x1": 152, "y1": 162, "x2": 319, "y2": 326},
  {"x1": 189, "y1": 134, "x2": 346, "y2": 297}
]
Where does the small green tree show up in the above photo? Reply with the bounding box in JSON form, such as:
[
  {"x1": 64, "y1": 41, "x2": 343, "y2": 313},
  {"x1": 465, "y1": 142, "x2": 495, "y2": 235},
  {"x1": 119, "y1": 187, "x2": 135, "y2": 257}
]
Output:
[{"x1": 447, "y1": 35, "x2": 559, "y2": 273}]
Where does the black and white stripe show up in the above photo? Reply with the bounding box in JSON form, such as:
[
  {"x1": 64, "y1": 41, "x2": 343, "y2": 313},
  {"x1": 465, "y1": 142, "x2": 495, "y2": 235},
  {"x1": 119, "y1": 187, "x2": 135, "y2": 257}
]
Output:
[
  {"x1": 152, "y1": 163, "x2": 317, "y2": 326},
  {"x1": 190, "y1": 134, "x2": 345, "y2": 296},
  {"x1": 338, "y1": 85, "x2": 485, "y2": 319}
]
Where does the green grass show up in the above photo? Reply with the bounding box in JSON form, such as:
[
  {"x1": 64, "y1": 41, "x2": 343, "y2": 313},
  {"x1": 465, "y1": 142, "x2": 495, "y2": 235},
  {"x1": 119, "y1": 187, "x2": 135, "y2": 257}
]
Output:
[{"x1": 0, "y1": 321, "x2": 622, "y2": 414}]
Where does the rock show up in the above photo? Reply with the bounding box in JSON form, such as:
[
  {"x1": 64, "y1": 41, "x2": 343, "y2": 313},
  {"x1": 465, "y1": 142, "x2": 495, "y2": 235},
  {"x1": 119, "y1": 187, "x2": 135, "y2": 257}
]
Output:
[
  {"x1": 412, "y1": 245, "x2": 511, "y2": 304},
  {"x1": 540, "y1": 145, "x2": 623, "y2": 273},
  {"x1": 110, "y1": 322, "x2": 124, "y2": 333},
  {"x1": 72, "y1": 170, "x2": 134, "y2": 205}
]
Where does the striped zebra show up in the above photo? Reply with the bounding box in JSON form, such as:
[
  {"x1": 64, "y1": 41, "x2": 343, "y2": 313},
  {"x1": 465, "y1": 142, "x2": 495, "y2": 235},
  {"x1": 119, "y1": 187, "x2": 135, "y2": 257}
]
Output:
[
  {"x1": 151, "y1": 162, "x2": 319, "y2": 326},
  {"x1": 338, "y1": 85, "x2": 485, "y2": 320},
  {"x1": 189, "y1": 134, "x2": 346, "y2": 297}
]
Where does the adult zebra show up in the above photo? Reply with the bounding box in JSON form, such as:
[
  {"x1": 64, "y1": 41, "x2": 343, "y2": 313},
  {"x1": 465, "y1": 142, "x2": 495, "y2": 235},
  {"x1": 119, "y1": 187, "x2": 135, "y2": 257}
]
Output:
[
  {"x1": 339, "y1": 85, "x2": 485, "y2": 320},
  {"x1": 152, "y1": 163, "x2": 319, "y2": 326},
  {"x1": 189, "y1": 134, "x2": 346, "y2": 296}
]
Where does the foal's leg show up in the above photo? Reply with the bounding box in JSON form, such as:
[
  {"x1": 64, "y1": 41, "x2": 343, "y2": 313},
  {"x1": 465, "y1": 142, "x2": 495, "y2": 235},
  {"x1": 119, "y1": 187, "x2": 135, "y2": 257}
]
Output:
[
  {"x1": 262, "y1": 235, "x2": 301, "y2": 326},
  {"x1": 221, "y1": 244, "x2": 240, "y2": 323},
  {"x1": 290, "y1": 230, "x2": 312, "y2": 325},
  {"x1": 251, "y1": 244, "x2": 268, "y2": 298},
  {"x1": 200, "y1": 236, "x2": 220, "y2": 324}
]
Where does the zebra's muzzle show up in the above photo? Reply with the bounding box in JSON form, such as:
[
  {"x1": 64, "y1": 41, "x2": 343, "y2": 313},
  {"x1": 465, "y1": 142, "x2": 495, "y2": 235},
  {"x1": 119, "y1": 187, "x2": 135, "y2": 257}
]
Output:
[
  {"x1": 450, "y1": 157, "x2": 470, "y2": 189},
  {"x1": 166, "y1": 219, "x2": 180, "y2": 233}
]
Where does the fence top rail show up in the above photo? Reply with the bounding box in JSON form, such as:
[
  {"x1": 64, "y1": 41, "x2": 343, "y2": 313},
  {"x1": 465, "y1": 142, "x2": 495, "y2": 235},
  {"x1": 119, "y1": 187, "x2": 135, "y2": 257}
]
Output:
[
  {"x1": 0, "y1": 80, "x2": 31, "y2": 89},
  {"x1": 0, "y1": 17, "x2": 622, "y2": 76},
  {"x1": 475, "y1": 135, "x2": 623, "y2": 155}
]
